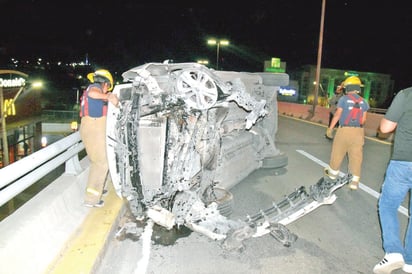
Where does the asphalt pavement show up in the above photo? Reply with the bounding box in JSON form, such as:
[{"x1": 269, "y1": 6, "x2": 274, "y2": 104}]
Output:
[{"x1": 95, "y1": 115, "x2": 409, "y2": 274}]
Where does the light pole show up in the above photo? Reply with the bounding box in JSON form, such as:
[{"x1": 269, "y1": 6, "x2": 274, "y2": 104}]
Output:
[
  {"x1": 207, "y1": 39, "x2": 229, "y2": 70},
  {"x1": 0, "y1": 85, "x2": 7, "y2": 167},
  {"x1": 197, "y1": 60, "x2": 209, "y2": 65},
  {"x1": 311, "y1": 0, "x2": 326, "y2": 117}
]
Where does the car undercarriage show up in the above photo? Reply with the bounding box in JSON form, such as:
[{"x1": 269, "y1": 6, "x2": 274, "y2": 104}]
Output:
[{"x1": 106, "y1": 61, "x2": 351, "y2": 249}]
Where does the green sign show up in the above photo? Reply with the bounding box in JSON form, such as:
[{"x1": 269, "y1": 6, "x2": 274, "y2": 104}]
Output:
[
  {"x1": 344, "y1": 71, "x2": 359, "y2": 77},
  {"x1": 265, "y1": 67, "x2": 285, "y2": 73}
]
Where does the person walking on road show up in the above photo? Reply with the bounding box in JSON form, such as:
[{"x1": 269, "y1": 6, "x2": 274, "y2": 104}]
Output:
[
  {"x1": 324, "y1": 76, "x2": 369, "y2": 190},
  {"x1": 80, "y1": 69, "x2": 119, "y2": 208},
  {"x1": 325, "y1": 82, "x2": 344, "y2": 139},
  {"x1": 373, "y1": 87, "x2": 412, "y2": 274}
]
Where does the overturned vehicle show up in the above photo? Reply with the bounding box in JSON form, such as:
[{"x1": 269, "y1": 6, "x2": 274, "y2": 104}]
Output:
[{"x1": 106, "y1": 62, "x2": 350, "y2": 248}]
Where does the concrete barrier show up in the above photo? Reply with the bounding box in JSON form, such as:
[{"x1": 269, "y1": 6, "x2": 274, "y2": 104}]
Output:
[
  {"x1": 0, "y1": 157, "x2": 124, "y2": 274},
  {"x1": 0, "y1": 158, "x2": 90, "y2": 274}
]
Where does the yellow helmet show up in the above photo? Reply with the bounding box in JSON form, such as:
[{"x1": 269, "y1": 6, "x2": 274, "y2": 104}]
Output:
[
  {"x1": 87, "y1": 69, "x2": 114, "y2": 91},
  {"x1": 342, "y1": 76, "x2": 364, "y2": 88}
]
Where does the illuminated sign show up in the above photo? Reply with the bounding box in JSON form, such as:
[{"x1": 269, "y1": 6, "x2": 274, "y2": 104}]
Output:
[
  {"x1": 278, "y1": 86, "x2": 297, "y2": 96},
  {"x1": 0, "y1": 77, "x2": 26, "y2": 88},
  {"x1": 265, "y1": 67, "x2": 285, "y2": 73},
  {"x1": 271, "y1": 58, "x2": 281, "y2": 68},
  {"x1": 3, "y1": 99, "x2": 15, "y2": 116},
  {"x1": 0, "y1": 71, "x2": 28, "y2": 118},
  {"x1": 266, "y1": 57, "x2": 285, "y2": 73},
  {"x1": 344, "y1": 71, "x2": 359, "y2": 77}
]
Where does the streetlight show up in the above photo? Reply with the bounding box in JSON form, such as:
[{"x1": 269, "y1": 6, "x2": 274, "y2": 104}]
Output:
[
  {"x1": 197, "y1": 60, "x2": 209, "y2": 65},
  {"x1": 313, "y1": 81, "x2": 325, "y2": 95},
  {"x1": 207, "y1": 39, "x2": 229, "y2": 70}
]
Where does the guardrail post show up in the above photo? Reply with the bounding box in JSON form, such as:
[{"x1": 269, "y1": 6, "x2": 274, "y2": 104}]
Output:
[{"x1": 65, "y1": 154, "x2": 83, "y2": 175}]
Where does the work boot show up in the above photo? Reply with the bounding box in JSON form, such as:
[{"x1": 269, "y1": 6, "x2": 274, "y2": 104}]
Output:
[
  {"x1": 348, "y1": 181, "x2": 359, "y2": 190},
  {"x1": 323, "y1": 167, "x2": 338, "y2": 181},
  {"x1": 84, "y1": 200, "x2": 105, "y2": 208},
  {"x1": 348, "y1": 175, "x2": 360, "y2": 190}
]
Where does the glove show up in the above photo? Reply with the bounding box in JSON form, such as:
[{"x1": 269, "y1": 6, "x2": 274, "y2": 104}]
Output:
[{"x1": 325, "y1": 128, "x2": 334, "y2": 140}]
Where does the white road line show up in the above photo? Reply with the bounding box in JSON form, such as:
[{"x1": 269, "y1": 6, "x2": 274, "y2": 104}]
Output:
[
  {"x1": 296, "y1": 149, "x2": 409, "y2": 217},
  {"x1": 134, "y1": 219, "x2": 154, "y2": 274}
]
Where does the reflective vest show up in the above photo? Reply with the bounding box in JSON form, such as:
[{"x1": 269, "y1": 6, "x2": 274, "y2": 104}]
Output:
[
  {"x1": 343, "y1": 94, "x2": 364, "y2": 126},
  {"x1": 80, "y1": 84, "x2": 108, "y2": 118}
]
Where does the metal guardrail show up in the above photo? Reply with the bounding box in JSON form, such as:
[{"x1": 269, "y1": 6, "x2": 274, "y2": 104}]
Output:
[
  {"x1": 0, "y1": 131, "x2": 84, "y2": 207},
  {"x1": 368, "y1": 107, "x2": 387, "y2": 114},
  {"x1": 42, "y1": 109, "x2": 80, "y2": 122}
]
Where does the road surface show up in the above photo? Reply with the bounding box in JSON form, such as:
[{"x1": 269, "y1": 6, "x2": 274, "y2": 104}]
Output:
[{"x1": 96, "y1": 115, "x2": 409, "y2": 274}]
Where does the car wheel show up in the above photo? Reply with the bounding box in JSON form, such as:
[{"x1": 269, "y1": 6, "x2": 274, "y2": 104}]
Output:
[
  {"x1": 262, "y1": 152, "x2": 288, "y2": 169},
  {"x1": 176, "y1": 69, "x2": 218, "y2": 110}
]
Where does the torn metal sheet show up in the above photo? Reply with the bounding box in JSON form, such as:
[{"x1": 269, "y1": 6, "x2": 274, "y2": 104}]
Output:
[{"x1": 106, "y1": 61, "x2": 349, "y2": 249}]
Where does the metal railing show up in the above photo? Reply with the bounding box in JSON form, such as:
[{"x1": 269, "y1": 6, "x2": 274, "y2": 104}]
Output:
[
  {"x1": 42, "y1": 109, "x2": 80, "y2": 123},
  {"x1": 0, "y1": 131, "x2": 84, "y2": 207},
  {"x1": 368, "y1": 107, "x2": 387, "y2": 114}
]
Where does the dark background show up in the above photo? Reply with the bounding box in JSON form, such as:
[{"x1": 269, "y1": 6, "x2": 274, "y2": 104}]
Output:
[{"x1": 1, "y1": 1, "x2": 412, "y2": 92}]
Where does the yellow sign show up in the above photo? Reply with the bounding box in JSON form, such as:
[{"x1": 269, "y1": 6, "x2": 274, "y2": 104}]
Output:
[
  {"x1": 3, "y1": 99, "x2": 15, "y2": 116},
  {"x1": 271, "y1": 58, "x2": 281, "y2": 68}
]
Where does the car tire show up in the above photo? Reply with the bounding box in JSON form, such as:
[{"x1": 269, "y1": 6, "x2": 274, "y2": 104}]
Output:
[{"x1": 262, "y1": 152, "x2": 288, "y2": 169}]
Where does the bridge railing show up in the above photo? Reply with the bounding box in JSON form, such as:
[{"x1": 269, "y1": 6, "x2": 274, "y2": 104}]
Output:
[
  {"x1": 0, "y1": 131, "x2": 84, "y2": 208},
  {"x1": 368, "y1": 107, "x2": 387, "y2": 114},
  {"x1": 0, "y1": 130, "x2": 94, "y2": 274}
]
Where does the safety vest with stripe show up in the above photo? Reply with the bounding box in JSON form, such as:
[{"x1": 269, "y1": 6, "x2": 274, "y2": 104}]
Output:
[{"x1": 80, "y1": 84, "x2": 108, "y2": 118}]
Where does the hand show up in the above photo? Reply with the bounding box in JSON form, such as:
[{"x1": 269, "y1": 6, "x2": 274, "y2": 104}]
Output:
[
  {"x1": 108, "y1": 93, "x2": 119, "y2": 107},
  {"x1": 325, "y1": 128, "x2": 334, "y2": 140}
]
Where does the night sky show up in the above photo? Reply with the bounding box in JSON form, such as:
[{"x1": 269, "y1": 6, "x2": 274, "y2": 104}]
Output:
[{"x1": 1, "y1": 1, "x2": 412, "y2": 91}]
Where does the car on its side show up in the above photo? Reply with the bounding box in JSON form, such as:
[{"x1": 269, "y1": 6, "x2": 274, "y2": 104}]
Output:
[{"x1": 106, "y1": 61, "x2": 288, "y2": 240}]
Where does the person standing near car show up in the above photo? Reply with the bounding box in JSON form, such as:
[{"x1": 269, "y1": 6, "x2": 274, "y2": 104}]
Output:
[
  {"x1": 373, "y1": 87, "x2": 412, "y2": 274},
  {"x1": 324, "y1": 76, "x2": 369, "y2": 190},
  {"x1": 325, "y1": 82, "x2": 344, "y2": 139},
  {"x1": 80, "y1": 69, "x2": 119, "y2": 207}
]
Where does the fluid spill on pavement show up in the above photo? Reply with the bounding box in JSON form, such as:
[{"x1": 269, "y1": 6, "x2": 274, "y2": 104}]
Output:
[
  {"x1": 116, "y1": 207, "x2": 192, "y2": 245},
  {"x1": 151, "y1": 223, "x2": 192, "y2": 246}
]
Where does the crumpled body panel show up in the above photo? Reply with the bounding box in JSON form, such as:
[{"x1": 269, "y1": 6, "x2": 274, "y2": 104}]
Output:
[{"x1": 106, "y1": 61, "x2": 289, "y2": 238}]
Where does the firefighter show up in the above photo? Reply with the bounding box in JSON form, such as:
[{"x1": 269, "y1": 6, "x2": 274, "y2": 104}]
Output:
[
  {"x1": 325, "y1": 82, "x2": 344, "y2": 139},
  {"x1": 80, "y1": 69, "x2": 119, "y2": 207},
  {"x1": 324, "y1": 76, "x2": 370, "y2": 190}
]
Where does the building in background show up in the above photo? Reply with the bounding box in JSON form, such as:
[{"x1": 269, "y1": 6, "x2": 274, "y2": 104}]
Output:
[{"x1": 287, "y1": 65, "x2": 394, "y2": 108}]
